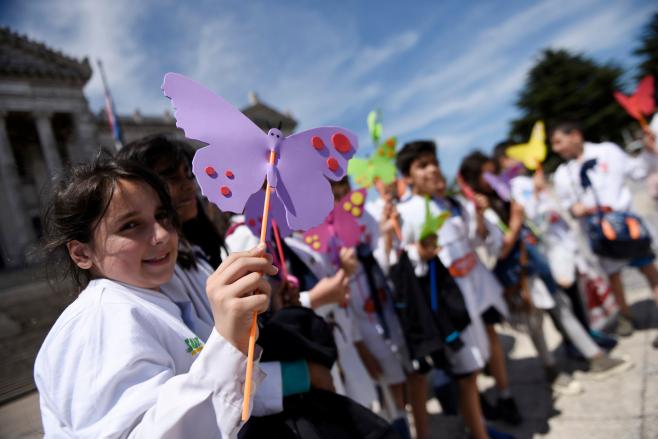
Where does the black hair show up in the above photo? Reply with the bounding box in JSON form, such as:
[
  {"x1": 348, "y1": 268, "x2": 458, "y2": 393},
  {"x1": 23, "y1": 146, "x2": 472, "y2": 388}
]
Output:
[
  {"x1": 458, "y1": 150, "x2": 492, "y2": 193},
  {"x1": 549, "y1": 120, "x2": 582, "y2": 137},
  {"x1": 117, "y1": 134, "x2": 227, "y2": 269},
  {"x1": 395, "y1": 140, "x2": 437, "y2": 177},
  {"x1": 459, "y1": 151, "x2": 510, "y2": 225},
  {"x1": 42, "y1": 157, "x2": 179, "y2": 290}
]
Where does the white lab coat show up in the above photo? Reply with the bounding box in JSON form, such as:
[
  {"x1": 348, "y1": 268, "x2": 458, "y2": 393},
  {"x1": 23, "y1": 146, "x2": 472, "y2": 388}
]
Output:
[
  {"x1": 553, "y1": 141, "x2": 651, "y2": 213},
  {"x1": 161, "y1": 252, "x2": 283, "y2": 417},
  {"x1": 397, "y1": 194, "x2": 509, "y2": 373},
  {"x1": 34, "y1": 278, "x2": 265, "y2": 439},
  {"x1": 554, "y1": 141, "x2": 654, "y2": 273}
]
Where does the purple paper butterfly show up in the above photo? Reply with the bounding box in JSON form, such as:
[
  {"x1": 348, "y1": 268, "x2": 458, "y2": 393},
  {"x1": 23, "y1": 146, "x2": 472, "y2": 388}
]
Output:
[
  {"x1": 244, "y1": 188, "x2": 292, "y2": 240},
  {"x1": 162, "y1": 73, "x2": 358, "y2": 233},
  {"x1": 483, "y1": 163, "x2": 524, "y2": 201}
]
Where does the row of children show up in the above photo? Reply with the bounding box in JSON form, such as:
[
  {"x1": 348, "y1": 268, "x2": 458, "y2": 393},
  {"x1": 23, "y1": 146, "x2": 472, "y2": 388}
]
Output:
[{"x1": 33, "y1": 116, "x2": 656, "y2": 438}]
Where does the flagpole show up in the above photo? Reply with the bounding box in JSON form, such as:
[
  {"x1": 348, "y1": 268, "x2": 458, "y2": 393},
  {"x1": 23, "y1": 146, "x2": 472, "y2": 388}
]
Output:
[{"x1": 97, "y1": 60, "x2": 124, "y2": 151}]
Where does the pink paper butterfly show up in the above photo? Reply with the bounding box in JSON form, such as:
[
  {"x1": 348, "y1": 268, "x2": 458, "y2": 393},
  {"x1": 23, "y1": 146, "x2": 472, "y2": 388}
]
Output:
[
  {"x1": 162, "y1": 73, "x2": 358, "y2": 234},
  {"x1": 303, "y1": 188, "x2": 367, "y2": 254}
]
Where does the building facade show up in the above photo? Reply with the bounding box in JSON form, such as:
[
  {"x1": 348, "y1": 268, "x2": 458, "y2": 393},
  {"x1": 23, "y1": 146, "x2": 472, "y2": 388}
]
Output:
[{"x1": 0, "y1": 27, "x2": 296, "y2": 269}]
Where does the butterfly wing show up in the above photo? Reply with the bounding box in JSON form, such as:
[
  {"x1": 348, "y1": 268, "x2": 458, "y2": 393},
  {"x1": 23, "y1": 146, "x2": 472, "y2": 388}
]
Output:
[
  {"x1": 340, "y1": 188, "x2": 367, "y2": 217},
  {"x1": 636, "y1": 75, "x2": 655, "y2": 116},
  {"x1": 303, "y1": 222, "x2": 333, "y2": 253},
  {"x1": 244, "y1": 189, "x2": 292, "y2": 240},
  {"x1": 506, "y1": 121, "x2": 546, "y2": 170},
  {"x1": 371, "y1": 137, "x2": 397, "y2": 185},
  {"x1": 275, "y1": 127, "x2": 358, "y2": 231},
  {"x1": 162, "y1": 73, "x2": 268, "y2": 213},
  {"x1": 501, "y1": 162, "x2": 524, "y2": 183},
  {"x1": 333, "y1": 203, "x2": 363, "y2": 248},
  {"x1": 348, "y1": 158, "x2": 375, "y2": 188},
  {"x1": 483, "y1": 172, "x2": 511, "y2": 201},
  {"x1": 615, "y1": 91, "x2": 641, "y2": 120},
  {"x1": 367, "y1": 110, "x2": 382, "y2": 145}
]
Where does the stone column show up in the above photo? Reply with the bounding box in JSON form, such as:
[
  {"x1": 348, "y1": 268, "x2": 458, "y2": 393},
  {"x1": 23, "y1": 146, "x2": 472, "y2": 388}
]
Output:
[
  {"x1": 0, "y1": 112, "x2": 35, "y2": 266},
  {"x1": 34, "y1": 111, "x2": 62, "y2": 177},
  {"x1": 72, "y1": 110, "x2": 100, "y2": 162}
]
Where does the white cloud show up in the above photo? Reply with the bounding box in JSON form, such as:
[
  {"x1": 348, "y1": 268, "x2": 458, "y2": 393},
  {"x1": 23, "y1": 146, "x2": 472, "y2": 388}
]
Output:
[
  {"x1": 14, "y1": 0, "x2": 158, "y2": 114},
  {"x1": 549, "y1": 3, "x2": 654, "y2": 53}
]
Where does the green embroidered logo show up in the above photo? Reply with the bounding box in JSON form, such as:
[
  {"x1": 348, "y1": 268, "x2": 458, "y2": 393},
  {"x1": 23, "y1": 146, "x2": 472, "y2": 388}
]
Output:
[{"x1": 184, "y1": 336, "x2": 204, "y2": 356}]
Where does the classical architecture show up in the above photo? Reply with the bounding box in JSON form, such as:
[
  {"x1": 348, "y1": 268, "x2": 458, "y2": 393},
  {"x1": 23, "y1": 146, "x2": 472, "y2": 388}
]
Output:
[{"x1": 0, "y1": 27, "x2": 297, "y2": 269}]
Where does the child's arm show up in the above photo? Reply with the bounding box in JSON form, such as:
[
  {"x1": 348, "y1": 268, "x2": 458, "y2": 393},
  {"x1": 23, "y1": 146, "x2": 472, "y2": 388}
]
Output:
[{"x1": 499, "y1": 201, "x2": 525, "y2": 259}]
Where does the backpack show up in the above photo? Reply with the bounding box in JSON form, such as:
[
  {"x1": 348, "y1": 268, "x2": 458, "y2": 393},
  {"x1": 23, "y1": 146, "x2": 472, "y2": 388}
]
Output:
[{"x1": 579, "y1": 158, "x2": 653, "y2": 260}]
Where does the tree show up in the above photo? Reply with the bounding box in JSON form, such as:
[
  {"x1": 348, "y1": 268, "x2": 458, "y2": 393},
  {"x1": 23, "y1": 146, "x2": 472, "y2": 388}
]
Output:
[
  {"x1": 509, "y1": 49, "x2": 632, "y2": 170},
  {"x1": 634, "y1": 11, "x2": 658, "y2": 82}
]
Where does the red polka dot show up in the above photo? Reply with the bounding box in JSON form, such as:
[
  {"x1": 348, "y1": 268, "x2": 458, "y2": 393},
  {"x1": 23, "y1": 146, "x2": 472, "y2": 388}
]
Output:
[
  {"x1": 331, "y1": 133, "x2": 351, "y2": 153},
  {"x1": 225, "y1": 170, "x2": 234, "y2": 179},
  {"x1": 205, "y1": 166, "x2": 217, "y2": 178},
  {"x1": 220, "y1": 186, "x2": 231, "y2": 197},
  {"x1": 248, "y1": 219, "x2": 256, "y2": 227},
  {"x1": 327, "y1": 157, "x2": 339, "y2": 172},
  {"x1": 311, "y1": 136, "x2": 325, "y2": 150}
]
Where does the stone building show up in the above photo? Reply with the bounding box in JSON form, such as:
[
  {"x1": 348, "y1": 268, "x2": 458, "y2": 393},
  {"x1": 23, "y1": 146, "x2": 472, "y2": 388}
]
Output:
[{"x1": 0, "y1": 27, "x2": 296, "y2": 269}]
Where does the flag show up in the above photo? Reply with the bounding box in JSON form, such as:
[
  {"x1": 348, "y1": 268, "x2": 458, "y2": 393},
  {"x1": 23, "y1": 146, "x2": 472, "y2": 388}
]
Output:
[{"x1": 97, "y1": 60, "x2": 124, "y2": 150}]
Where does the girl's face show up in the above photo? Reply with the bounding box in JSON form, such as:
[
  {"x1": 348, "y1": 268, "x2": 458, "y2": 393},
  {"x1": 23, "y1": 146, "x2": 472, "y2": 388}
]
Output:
[
  {"x1": 157, "y1": 161, "x2": 198, "y2": 223},
  {"x1": 74, "y1": 179, "x2": 179, "y2": 290},
  {"x1": 406, "y1": 152, "x2": 443, "y2": 197},
  {"x1": 478, "y1": 161, "x2": 496, "y2": 193}
]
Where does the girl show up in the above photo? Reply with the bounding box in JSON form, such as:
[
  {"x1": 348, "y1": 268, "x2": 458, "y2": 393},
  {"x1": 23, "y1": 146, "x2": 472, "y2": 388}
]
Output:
[
  {"x1": 35, "y1": 158, "x2": 276, "y2": 438},
  {"x1": 117, "y1": 134, "x2": 335, "y2": 415}
]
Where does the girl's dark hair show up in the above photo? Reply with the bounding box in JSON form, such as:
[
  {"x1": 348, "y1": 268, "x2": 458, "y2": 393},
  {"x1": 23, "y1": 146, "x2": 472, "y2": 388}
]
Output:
[
  {"x1": 458, "y1": 150, "x2": 491, "y2": 192},
  {"x1": 458, "y1": 150, "x2": 509, "y2": 224},
  {"x1": 396, "y1": 140, "x2": 437, "y2": 177},
  {"x1": 43, "y1": 157, "x2": 179, "y2": 290},
  {"x1": 117, "y1": 134, "x2": 226, "y2": 268}
]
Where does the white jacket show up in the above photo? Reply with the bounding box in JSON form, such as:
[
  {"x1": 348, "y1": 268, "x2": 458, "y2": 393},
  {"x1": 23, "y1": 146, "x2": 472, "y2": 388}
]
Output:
[{"x1": 34, "y1": 278, "x2": 265, "y2": 438}]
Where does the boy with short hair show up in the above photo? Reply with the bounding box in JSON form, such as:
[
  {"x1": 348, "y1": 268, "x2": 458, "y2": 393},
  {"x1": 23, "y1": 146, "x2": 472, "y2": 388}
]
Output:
[{"x1": 395, "y1": 140, "x2": 515, "y2": 439}]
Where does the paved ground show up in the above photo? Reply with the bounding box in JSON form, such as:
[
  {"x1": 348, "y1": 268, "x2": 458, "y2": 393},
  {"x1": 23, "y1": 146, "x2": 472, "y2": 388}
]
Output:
[{"x1": 1, "y1": 182, "x2": 656, "y2": 439}]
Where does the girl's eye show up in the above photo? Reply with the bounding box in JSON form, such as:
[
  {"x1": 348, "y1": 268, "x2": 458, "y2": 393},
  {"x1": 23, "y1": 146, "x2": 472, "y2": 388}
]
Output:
[{"x1": 121, "y1": 221, "x2": 139, "y2": 231}]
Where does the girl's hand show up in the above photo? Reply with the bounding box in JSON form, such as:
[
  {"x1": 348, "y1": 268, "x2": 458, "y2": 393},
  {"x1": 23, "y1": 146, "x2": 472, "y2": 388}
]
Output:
[
  {"x1": 206, "y1": 244, "x2": 278, "y2": 355},
  {"x1": 308, "y1": 269, "x2": 350, "y2": 309},
  {"x1": 338, "y1": 247, "x2": 358, "y2": 277},
  {"x1": 271, "y1": 278, "x2": 301, "y2": 312}
]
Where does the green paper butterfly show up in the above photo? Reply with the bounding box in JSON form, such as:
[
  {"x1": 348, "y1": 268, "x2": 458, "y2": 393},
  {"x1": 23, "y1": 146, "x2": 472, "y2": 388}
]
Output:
[
  {"x1": 420, "y1": 196, "x2": 450, "y2": 241},
  {"x1": 348, "y1": 110, "x2": 398, "y2": 188},
  {"x1": 367, "y1": 109, "x2": 383, "y2": 146}
]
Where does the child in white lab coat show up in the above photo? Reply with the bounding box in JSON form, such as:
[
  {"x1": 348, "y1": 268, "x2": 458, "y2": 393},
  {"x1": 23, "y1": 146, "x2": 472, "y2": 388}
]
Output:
[
  {"x1": 118, "y1": 134, "x2": 336, "y2": 415},
  {"x1": 35, "y1": 158, "x2": 277, "y2": 438},
  {"x1": 551, "y1": 121, "x2": 658, "y2": 344}
]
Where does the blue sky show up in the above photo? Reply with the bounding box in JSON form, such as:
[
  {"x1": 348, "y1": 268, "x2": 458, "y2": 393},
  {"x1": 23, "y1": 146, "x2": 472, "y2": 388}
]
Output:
[{"x1": 2, "y1": 0, "x2": 655, "y2": 177}]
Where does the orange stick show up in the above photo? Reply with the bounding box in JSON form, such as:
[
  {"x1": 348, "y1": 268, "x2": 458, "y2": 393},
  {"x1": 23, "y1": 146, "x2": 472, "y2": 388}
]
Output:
[
  {"x1": 242, "y1": 150, "x2": 276, "y2": 421},
  {"x1": 639, "y1": 115, "x2": 648, "y2": 130}
]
